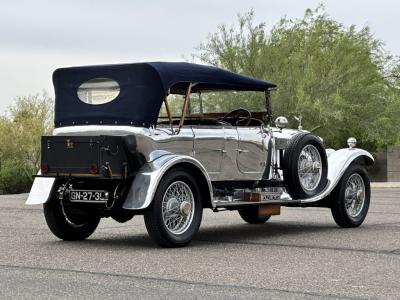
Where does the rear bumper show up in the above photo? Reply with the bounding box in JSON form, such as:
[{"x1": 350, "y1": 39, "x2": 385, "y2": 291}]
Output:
[
  {"x1": 26, "y1": 173, "x2": 127, "y2": 206},
  {"x1": 26, "y1": 172, "x2": 55, "y2": 205}
]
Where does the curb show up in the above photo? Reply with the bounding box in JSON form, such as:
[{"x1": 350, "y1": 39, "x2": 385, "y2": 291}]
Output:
[{"x1": 371, "y1": 182, "x2": 400, "y2": 188}]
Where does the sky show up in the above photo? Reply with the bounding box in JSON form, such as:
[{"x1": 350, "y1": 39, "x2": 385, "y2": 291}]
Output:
[{"x1": 1, "y1": 0, "x2": 399, "y2": 113}]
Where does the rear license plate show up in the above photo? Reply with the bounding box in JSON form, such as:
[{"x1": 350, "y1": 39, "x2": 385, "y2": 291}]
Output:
[
  {"x1": 69, "y1": 190, "x2": 108, "y2": 202},
  {"x1": 261, "y1": 192, "x2": 282, "y2": 201}
]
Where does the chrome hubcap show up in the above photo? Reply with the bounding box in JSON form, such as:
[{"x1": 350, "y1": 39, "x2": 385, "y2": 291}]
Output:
[
  {"x1": 298, "y1": 144, "x2": 322, "y2": 191},
  {"x1": 345, "y1": 173, "x2": 365, "y2": 217},
  {"x1": 180, "y1": 201, "x2": 192, "y2": 216},
  {"x1": 162, "y1": 181, "x2": 195, "y2": 235}
]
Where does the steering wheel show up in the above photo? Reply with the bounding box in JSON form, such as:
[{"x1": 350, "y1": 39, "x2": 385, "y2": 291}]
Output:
[{"x1": 222, "y1": 108, "x2": 252, "y2": 126}]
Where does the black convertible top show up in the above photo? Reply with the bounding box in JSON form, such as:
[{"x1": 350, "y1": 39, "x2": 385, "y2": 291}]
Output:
[{"x1": 53, "y1": 62, "x2": 276, "y2": 128}]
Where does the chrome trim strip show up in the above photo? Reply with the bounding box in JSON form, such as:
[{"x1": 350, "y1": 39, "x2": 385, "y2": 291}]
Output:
[
  {"x1": 213, "y1": 199, "x2": 299, "y2": 207},
  {"x1": 53, "y1": 125, "x2": 150, "y2": 136}
]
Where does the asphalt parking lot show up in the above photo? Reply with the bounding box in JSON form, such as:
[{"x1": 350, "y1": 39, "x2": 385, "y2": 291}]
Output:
[{"x1": 0, "y1": 188, "x2": 399, "y2": 299}]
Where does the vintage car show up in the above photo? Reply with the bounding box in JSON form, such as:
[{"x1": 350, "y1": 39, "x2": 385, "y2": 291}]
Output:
[{"x1": 27, "y1": 62, "x2": 374, "y2": 247}]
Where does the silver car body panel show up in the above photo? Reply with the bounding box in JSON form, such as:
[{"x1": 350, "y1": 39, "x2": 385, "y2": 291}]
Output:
[
  {"x1": 122, "y1": 154, "x2": 213, "y2": 210},
  {"x1": 220, "y1": 127, "x2": 241, "y2": 180},
  {"x1": 27, "y1": 125, "x2": 374, "y2": 208},
  {"x1": 192, "y1": 126, "x2": 225, "y2": 174},
  {"x1": 236, "y1": 127, "x2": 265, "y2": 175}
]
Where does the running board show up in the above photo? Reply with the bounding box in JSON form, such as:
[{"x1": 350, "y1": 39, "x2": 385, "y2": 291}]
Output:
[
  {"x1": 213, "y1": 198, "x2": 301, "y2": 208},
  {"x1": 211, "y1": 184, "x2": 329, "y2": 209},
  {"x1": 212, "y1": 188, "x2": 298, "y2": 208}
]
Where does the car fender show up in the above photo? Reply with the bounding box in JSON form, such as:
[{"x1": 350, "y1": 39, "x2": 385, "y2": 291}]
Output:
[
  {"x1": 26, "y1": 172, "x2": 56, "y2": 205},
  {"x1": 122, "y1": 153, "x2": 213, "y2": 210},
  {"x1": 299, "y1": 148, "x2": 374, "y2": 203}
]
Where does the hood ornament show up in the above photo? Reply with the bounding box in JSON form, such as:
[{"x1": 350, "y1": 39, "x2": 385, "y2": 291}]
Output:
[{"x1": 294, "y1": 116, "x2": 303, "y2": 131}]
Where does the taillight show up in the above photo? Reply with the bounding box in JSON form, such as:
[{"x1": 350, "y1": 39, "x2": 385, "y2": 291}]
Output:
[
  {"x1": 41, "y1": 164, "x2": 49, "y2": 174},
  {"x1": 90, "y1": 164, "x2": 98, "y2": 174}
]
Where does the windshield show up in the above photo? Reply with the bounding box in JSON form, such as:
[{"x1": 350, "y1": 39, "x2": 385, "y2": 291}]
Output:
[{"x1": 158, "y1": 91, "x2": 265, "y2": 119}]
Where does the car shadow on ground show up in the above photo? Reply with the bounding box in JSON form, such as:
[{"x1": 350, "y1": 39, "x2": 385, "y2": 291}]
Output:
[
  {"x1": 42, "y1": 234, "x2": 155, "y2": 249},
  {"x1": 41, "y1": 220, "x2": 353, "y2": 250},
  {"x1": 195, "y1": 221, "x2": 344, "y2": 243}
]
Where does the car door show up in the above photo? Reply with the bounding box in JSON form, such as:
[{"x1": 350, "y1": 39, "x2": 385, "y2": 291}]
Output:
[
  {"x1": 236, "y1": 127, "x2": 266, "y2": 177},
  {"x1": 192, "y1": 126, "x2": 225, "y2": 175},
  {"x1": 153, "y1": 127, "x2": 194, "y2": 156},
  {"x1": 220, "y1": 126, "x2": 240, "y2": 180}
]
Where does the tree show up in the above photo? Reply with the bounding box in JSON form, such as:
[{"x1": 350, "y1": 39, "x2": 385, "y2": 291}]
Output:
[
  {"x1": 0, "y1": 92, "x2": 53, "y2": 194},
  {"x1": 197, "y1": 7, "x2": 400, "y2": 151}
]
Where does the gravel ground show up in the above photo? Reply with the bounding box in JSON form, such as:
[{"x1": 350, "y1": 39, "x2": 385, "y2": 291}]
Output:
[{"x1": 0, "y1": 188, "x2": 399, "y2": 299}]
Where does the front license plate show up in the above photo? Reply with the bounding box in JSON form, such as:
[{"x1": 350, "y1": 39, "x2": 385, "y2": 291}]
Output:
[{"x1": 69, "y1": 190, "x2": 108, "y2": 202}]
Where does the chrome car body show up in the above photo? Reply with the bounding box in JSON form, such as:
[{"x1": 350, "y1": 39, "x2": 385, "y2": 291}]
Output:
[{"x1": 27, "y1": 124, "x2": 373, "y2": 209}]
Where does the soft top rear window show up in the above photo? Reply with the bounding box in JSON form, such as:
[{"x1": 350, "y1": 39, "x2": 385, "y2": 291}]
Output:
[{"x1": 77, "y1": 78, "x2": 120, "y2": 105}]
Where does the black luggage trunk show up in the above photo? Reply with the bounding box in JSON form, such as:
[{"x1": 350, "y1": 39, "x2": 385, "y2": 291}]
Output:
[{"x1": 41, "y1": 136, "x2": 135, "y2": 178}]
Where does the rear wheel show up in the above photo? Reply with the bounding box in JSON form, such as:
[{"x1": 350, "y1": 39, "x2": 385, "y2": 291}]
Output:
[
  {"x1": 44, "y1": 198, "x2": 100, "y2": 241},
  {"x1": 144, "y1": 168, "x2": 202, "y2": 247},
  {"x1": 330, "y1": 164, "x2": 370, "y2": 228},
  {"x1": 238, "y1": 206, "x2": 271, "y2": 224}
]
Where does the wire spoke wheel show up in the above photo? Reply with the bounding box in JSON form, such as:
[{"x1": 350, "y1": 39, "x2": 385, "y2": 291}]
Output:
[
  {"x1": 344, "y1": 173, "x2": 366, "y2": 218},
  {"x1": 161, "y1": 181, "x2": 195, "y2": 235},
  {"x1": 330, "y1": 164, "x2": 370, "y2": 228},
  {"x1": 298, "y1": 144, "x2": 322, "y2": 192},
  {"x1": 144, "y1": 168, "x2": 203, "y2": 247}
]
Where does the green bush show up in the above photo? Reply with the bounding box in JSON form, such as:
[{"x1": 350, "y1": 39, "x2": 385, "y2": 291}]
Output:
[
  {"x1": 0, "y1": 159, "x2": 34, "y2": 194},
  {"x1": 0, "y1": 92, "x2": 53, "y2": 194}
]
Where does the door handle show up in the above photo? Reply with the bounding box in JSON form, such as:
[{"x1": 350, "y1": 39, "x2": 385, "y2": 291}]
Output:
[
  {"x1": 236, "y1": 149, "x2": 250, "y2": 153},
  {"x1": 214, "y1": 149, "x2": 227, "y2": 153}
]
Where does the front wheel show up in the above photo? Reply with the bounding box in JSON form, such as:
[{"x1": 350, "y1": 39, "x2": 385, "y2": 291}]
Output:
[
  {"x1": 44, "y1": 199, "x2": 100, "y2": 241},
  {"x1": 330, "y1": 164, "x2": 370, "y2": 228},
  {"x1": 144, "y1": 168, "x2": 203, "y2": 247}
]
